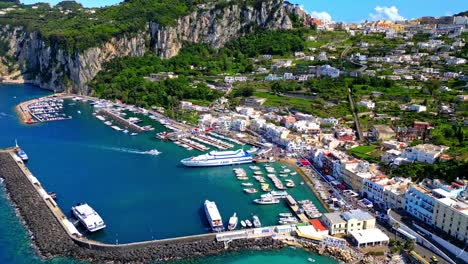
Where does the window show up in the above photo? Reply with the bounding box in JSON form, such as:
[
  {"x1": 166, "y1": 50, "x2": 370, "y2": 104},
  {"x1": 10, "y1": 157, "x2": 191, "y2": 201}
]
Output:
[{"x1": 358, "y1": 223, "x2": 361, "y2": 226}]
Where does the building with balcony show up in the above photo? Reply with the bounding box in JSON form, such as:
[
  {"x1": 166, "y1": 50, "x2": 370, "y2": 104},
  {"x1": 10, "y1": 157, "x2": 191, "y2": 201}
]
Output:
[
  {"x1": 321, "y1": 209, "x2": 376, "y2": 236},
  {"x1": 433, "y1": 198, "x2": 468, "y2": 243}
]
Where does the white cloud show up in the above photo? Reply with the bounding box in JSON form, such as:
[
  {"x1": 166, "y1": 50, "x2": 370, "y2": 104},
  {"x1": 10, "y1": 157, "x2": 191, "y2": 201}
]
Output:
[
  {"x1": 309, "y1": 11, "x2": 332, "y2": 21},
  {"x1": 369, "y1": 6, "x2": 405, "y2": 21}
]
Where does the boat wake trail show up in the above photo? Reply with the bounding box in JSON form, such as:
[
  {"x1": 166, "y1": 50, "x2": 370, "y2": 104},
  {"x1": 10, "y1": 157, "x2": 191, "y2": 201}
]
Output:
[{"x1": 101, "y1": 147, "x2": 161, "y2": 156}]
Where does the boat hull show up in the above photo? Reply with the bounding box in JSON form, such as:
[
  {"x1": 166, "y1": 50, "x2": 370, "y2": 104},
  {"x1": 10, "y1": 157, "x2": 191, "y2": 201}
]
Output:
[{"x1": 181, "y1": 157, "x2": 253, "y2": 167}]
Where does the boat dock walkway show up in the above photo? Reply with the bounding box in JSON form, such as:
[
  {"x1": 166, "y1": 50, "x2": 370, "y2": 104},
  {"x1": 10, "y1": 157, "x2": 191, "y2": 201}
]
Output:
[
  {"x1": 178, "y1": 138, "x2": 209, "y2": 152},
  {"x1": 190, "y1": 135, "x2": 233, "y2": 150},
  {"x1": 208, "y1": 132, "x2": 244, "y2": 145},
  {"x1": 98, "y1": 109, "x2": 145, "y2": 133},
  {"x1": 285, "y1": 195, "x2": 309, "y2": 223}
]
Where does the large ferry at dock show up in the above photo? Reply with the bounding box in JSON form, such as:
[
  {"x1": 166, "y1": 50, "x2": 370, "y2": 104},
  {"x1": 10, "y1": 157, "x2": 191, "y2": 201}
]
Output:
[
  {"x1": 204, "y1": 200, "x2": 224, "y2": 232},
  {"x1": 71, "y1": 203, "x2": 106, "y2": 232},
  {"x1": 181, "y1": 149, "x2": 252, "y2": 167}
]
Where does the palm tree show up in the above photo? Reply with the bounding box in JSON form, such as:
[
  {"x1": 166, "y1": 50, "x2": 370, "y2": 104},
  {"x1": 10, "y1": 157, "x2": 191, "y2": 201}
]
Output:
[{"x1": 393, "y1": 222, "x2": 400, "y2": 240}]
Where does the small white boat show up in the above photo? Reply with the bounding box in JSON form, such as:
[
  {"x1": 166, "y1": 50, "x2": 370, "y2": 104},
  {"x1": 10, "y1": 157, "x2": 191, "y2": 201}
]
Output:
[
  {"x1": 241, "y1": 182, "x2": 254, "y2": 187},
  {"x1": 245, "y1": 220, "x2": 253, "y2": 228},
  {"x1": 123, "y1": 130, "x2": 129, "y2": 134},
  {"x1": 240, "y1": 220, "x2": 246, "y2": 228},
  {"x1": 252, "y1": 215, "x2": 261, "y2": 228},
  {"x1": 77, "y1": 110, "x2": 81, "y2": 114},
  {"x1": 104, "y1": 121, "x2": 112, "y2": 126},
  {"x1": 308, "y1": 258, "x2": 316, "y2": 262},
  {"x1": 144, "y1": 149, "x2": 161, "y2": 155},
  {"x1": 130, "y1": 133, "x2": 138, "y2": 136},
  {"x1": 279, "y1": 213, "x2": 293, "y2": 217},
  {"x1": 228, "y1": 213, "x2": 238, "y2": 231},
  {"x1": 244, "y1": 188, "x2": 258, "y2": 194},
  {"x1": 290, "y1": 172, "x2": 297, "y2": 175}
]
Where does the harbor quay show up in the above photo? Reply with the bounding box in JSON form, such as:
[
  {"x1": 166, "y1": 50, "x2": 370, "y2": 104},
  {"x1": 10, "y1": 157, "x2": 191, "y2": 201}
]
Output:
[{"x1": 0, "y1": 148, "x2": 372, "y2": 263}]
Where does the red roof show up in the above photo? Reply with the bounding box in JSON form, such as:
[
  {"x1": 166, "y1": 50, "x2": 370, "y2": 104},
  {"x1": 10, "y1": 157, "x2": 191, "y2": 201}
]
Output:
[
  {"x1": 300, "y1": 159, "x2": 311, "y2": 166},
  {"x1": 310, "y1": 219, "x2": 328, "y2": 232}
]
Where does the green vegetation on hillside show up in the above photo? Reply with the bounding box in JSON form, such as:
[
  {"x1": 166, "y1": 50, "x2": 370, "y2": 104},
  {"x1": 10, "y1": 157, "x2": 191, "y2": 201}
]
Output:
[
  {"x1": 90, "y1": 29, "x2": 311, "y2": 108},
  {"x1": 0, "y1": 0, "x2": 205, "y2": 51}
]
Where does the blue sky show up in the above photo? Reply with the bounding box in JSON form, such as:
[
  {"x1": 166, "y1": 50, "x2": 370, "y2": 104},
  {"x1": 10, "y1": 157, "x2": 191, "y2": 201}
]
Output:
[{"x1": 21, "y1": 0, "x2": 467, "y2": 22}]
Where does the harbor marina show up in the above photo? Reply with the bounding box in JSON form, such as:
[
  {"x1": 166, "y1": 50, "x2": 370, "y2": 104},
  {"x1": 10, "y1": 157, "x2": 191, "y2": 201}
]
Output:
[{"x1": 4, "y1": 86, "x2": 326, "y2": 244}]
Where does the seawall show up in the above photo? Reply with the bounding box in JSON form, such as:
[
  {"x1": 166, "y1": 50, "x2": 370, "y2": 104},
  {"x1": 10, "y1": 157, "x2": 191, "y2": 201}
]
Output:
[{"x1": 0, "y1": 150, "x2": 284, "y2": 263}]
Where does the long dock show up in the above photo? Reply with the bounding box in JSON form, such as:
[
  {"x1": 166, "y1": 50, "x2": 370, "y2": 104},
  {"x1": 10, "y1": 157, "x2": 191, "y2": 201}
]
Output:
[
  {"x1": 285, "y1": 195, "x2": 309, "y2": 223},
  {"x1": 190, "y1": 135, "x2": 233, "y2": 150},
  {"x1": 98, "y1": 109, "x2": 145, "y2": 133}
]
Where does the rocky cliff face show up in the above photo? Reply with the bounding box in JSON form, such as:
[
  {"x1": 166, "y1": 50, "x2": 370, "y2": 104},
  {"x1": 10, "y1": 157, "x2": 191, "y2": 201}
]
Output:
[{"x1": 0, "y1": 0, "x2": 304, "y2": 94}]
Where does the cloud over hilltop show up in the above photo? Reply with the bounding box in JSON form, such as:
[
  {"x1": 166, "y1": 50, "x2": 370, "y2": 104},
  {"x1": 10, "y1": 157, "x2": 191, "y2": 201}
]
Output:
[{"x1": 369, "y1": 6, "x2": 406, "y2": 21}]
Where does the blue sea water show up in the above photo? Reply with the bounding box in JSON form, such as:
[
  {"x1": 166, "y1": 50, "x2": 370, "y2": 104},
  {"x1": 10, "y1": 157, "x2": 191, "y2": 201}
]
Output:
[{"x1": 0, "y1": 84, "x2": 336, "y2": 264}]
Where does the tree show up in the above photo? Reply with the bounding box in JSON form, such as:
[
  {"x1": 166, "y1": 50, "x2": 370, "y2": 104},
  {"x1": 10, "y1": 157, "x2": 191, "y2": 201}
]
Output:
[
  {"x1": 424, "y1": 79, "x2": 440, "y2": 96},
  {"x1": 393, "y1": 222, "x2": 400, "y2": 240},
  {"x1": 404, "y1": 238, "x2": 415, "y2": 251}
]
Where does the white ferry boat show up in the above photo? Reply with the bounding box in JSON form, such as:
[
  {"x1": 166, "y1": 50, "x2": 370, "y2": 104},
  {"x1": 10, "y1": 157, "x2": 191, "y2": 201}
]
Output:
[
  {"x1": 71, "y1": 203, "x2": 106, "y2": 232},
  {"x1": 204, "y1": 200, "x2": 224, "y2": 232},
  {"x1": 181, "y1": 149, "x2": 252, "y2": 167}
]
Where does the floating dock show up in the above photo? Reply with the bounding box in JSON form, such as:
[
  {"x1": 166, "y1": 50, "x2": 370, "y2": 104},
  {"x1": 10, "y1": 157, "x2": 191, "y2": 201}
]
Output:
[
  {"x1": 97, "y1": 109, "x2": 145, "y2": 133},
  {"x1": 285, "y1": 195, "x2": 309, "y2": 223}
]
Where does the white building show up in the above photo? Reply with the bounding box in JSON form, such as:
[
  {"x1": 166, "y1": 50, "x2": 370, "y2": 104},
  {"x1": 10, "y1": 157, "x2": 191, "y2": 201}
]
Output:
[
  {"x1": 402, "y1": 144, "x2": 449, "y2": 164},
  {"x1": 318, "y1": 65, "x2": 340, "y2": 78},
  {"x1": 358, "y1": 100, "x2": 375, "y2": 109},
  {"x1": 350, "y1": 228, "x2": 389, "y2": 247},
  {"x1": 409, "y1": 104, "x2": 427, "y2": 113}
]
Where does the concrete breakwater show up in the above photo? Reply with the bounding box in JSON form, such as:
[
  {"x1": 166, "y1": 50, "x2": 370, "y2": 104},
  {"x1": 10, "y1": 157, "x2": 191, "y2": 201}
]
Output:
[{"x1": 0, "y1": 151, "x2": 285, "y2": 263}]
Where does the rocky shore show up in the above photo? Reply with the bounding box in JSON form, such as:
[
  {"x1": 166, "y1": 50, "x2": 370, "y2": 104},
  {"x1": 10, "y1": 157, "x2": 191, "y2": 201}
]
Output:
[{"x1": 0, "y1": 152, "x2": 285, "y2": 263}]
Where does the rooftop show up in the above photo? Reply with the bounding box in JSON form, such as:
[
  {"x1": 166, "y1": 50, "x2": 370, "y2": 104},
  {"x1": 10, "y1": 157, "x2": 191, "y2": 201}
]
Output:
[
  {"x1": 437, "y1": 198, "x2": 468, "y2": 216},
  {"x1": 310, "y1": 219, "x2": 328, "y2": 232},
  {"x1": 323, "y1": 212, "x2": 346, "y2": 224},
  {"x1": 342, "y1": 209, "x2": 374, "y2": 221},
  {"x1": 350, "y1": 228, "x2": 389, "y2": 244}
]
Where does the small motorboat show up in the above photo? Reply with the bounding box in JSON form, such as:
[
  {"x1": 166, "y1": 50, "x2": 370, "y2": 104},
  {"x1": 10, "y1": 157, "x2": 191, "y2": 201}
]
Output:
[
  {"x1": 279, "y1": 213, "x2": 293, "y2": 217},
  {"x1": 244, "y1": 188, "x2": 258, "y2": 194},
  {"x1": 245, "y1": 220, "x2": 253, "y2": 228},
  {"x1": 240, "y1": 220, "x2": 247, "y2": 228},
  {"x1": 144, "y1": 149, "x2": 161, "y2": 155},
  {"x1": 241, "y1": 182, "x2": 254, "y2": 187}
]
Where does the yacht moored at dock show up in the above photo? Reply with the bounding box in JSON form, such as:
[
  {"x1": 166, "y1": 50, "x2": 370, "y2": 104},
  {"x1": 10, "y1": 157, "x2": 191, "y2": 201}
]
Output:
[
  {"x1": 71, "y1": 203, "x2": 106, "y2": 232},
  {"x1": 15, "y1": 140, "x2": 28, "y2": 161},
  {"x1": 228, "y1": 213, "x2": 238, "y2": 231},
  {"x1": 253, "y1": 194, "x2": 280, "y2": 205},
  {"x1": 204, "y1": 200, "x2": 224, "y2": 233},
  {"x1": 181, "y1": 149, "x2": 252, "y2": 167}
]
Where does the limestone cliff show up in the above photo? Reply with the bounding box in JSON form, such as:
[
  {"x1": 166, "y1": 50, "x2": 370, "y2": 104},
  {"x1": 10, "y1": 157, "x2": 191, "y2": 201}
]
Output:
[{"x1": 0, "y1": 0, "x2": 306, "y2": 94}]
